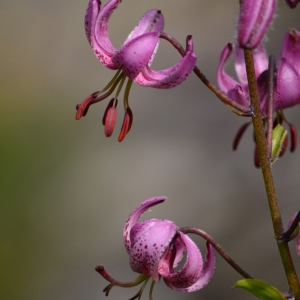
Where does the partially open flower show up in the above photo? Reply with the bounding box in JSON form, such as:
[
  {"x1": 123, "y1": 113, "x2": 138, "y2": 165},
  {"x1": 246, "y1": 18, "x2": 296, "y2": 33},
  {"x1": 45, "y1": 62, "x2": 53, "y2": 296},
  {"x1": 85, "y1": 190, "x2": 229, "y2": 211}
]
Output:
[
  {"x1": 237, "y1": 0, "x2": 277, "y2": 49},
  {"x1": 96, "y1": 197, "x2": 215, "y2": 299},
  {"x1": 217, "y1": 30, "x2": 300, "y2": 165},
  {"x1": 76, "y1": 0, "x2": 197, "y2": 141}
]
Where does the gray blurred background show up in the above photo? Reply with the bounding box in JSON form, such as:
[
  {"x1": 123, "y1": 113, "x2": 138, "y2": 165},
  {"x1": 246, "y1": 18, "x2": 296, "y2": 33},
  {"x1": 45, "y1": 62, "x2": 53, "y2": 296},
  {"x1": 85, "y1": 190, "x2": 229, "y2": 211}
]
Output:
[{"x1": 1, "y1": 1, "x2": 300, "y2": 300}]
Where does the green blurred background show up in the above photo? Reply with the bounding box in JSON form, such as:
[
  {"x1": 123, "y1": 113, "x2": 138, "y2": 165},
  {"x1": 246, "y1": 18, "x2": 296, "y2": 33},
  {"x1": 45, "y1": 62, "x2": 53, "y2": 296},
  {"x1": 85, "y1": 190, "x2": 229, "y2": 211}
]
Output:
[{"x1": 1, "y1": 1, "x2": 300, "y2": 299}]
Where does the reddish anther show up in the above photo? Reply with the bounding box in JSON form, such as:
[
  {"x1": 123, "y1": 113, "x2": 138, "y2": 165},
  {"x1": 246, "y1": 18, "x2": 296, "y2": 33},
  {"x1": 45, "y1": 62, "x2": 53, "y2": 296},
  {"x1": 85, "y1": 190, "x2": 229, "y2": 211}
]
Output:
[
  {"x1": 233, "y1": 122, "x2": 251, "y2": 150},
  {"x1": 289, "y1": 123, "x2": 297, "y2": 152},
  {"x1": 76, "y1": 91, "x2": 99, "y2": 120},
  {"x1": 118, "y1": 108, "x2": 133, "y2": 142},
  {"x1": 104, "y1": 106, "x2": 117, "y2": 137},
  {"x1": 254, "y1": 146, "x2": 260, "y2": 168},
  {"x1": 102, "y1": 99, "x2": 117, "y2": 125}
]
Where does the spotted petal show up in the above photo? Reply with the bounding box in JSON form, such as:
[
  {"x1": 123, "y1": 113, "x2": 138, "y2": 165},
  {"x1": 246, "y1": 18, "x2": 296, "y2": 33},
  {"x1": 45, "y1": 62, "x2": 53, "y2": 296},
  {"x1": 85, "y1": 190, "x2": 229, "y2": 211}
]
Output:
[
  {"x1": 123, "y1": 196, "x2": 166, "y2": 254},
  {"x1": 133, "y1": 35, "x2": 197, "y2": 88},
  {"x1": 160, "y1": 232, "x2": 215, "y2": 292},
  {"x1": 124, "y1": 9, "x2": 164, "y2": 44},
  {"x1": 113, "y1": 32, "x2": 160, "y2": 79},
  {"x1": 86, "y1": 0, "x2": 121, "y2": 69},
  {"x1": 129, "y1": 219, "x2": 177, "y2": 282},
  {"x1": 159, "y1": 232, "x2": 202, "y2": 290}
]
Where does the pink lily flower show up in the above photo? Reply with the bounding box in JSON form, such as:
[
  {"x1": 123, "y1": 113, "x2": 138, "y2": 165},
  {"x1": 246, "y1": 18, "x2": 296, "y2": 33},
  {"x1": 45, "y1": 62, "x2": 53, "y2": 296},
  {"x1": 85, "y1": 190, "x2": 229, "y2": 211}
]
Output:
[
  {"x1": 217, "y1": 29, "x2": 300, "y2": 166},
  {"x1": 76, "y1": 0, "x2": 197, "y2": 141},
  {"x1": 96, "y1": 197, "x2": 215, "y2": 299},
  {"x1": 237, "y1": 0, "x2": 277, "y2": 49}
]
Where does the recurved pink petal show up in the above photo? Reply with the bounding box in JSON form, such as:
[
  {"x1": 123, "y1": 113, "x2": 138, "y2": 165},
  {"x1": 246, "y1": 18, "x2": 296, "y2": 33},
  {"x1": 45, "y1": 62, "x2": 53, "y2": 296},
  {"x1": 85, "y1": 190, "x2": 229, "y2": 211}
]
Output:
[
  {"x1": 185, "y1": 242, "x2": 216, "y2": 292},
  {"x1": 280, "y1": 29, "x2": 300, "y2": 73},
  {"x1": 113, "y1": 32, "x2": 160, "y2": 79},
  {"x1": 124, "y1": 10, "x2": 164, "y2": 44},
  {"x1": 235, "y1": 44, "x2": 268, "y2": 85},
  {"x1": 129, "y1": 219, "x2": 177, "y2": 282},
  {"x1": 227, "y1": 85, "x2": 249, "y2": 107},
  {"x1": 91, "y1": 0, "x2": 121, "y2": 69},
  {"x1": 123, "y1": 197, "x2": 166, "y2": 254},
  {"x1": 134, "y1": 35, "x2": 197, "y2": 88},
  {"x1": 160, "y1": 232, "x2": 203, "y2": 291},
  {"x1": 85, "y1": 0, "x2": 100, "y2": 45},
  {"x1": 276, "y1": 58, "x2": 300, "y2": 110},
  {"x1": 256, "y1": 69, "x2": 270, "y2": 117},
  {"x1": 217, "y1": 43, "x2": 240, "y2": 93}
]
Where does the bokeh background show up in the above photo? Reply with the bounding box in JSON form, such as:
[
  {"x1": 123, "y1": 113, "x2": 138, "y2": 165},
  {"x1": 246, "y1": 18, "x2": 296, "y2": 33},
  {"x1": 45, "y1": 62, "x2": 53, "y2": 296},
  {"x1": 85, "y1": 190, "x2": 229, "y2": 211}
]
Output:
[{"x1": 1, "y1": 1, "x2": 300, "y2": 300}]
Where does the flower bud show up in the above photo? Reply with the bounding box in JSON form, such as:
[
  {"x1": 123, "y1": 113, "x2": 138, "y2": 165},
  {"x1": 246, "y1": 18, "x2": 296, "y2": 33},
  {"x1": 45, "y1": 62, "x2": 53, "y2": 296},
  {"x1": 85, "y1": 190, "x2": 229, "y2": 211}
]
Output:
[{"x1": 237, "y1": 0, "x2": 277, "y2": 49}]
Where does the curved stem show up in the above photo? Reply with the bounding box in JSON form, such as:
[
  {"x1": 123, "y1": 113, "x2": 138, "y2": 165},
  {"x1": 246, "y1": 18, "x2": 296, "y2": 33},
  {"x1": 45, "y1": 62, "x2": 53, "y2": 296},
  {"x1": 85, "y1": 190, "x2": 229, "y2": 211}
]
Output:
[
  {"x1": 180, "y1": 227, "x2": 253, "y2": 279},
  {"x1": 160, "y1": 32, "x2": 252, "y2": 116},
  {"x1": 243, "y1": 49, "x2": 300, "y2": 299}
]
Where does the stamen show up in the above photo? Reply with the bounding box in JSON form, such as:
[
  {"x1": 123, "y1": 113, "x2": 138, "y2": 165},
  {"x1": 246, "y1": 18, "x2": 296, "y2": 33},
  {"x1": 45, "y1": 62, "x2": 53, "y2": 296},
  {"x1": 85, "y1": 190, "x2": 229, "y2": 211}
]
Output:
[
  {"x1": 289, "y1": 124, "x2": 297, "y2": 152},
  {"x1": 114, "y1": 74, "x2": 127, "y2": 99},
  {"x1": 76, "y1": 72, "x2": 125, "y2": 119},
  {"x1": 102, "y1": 98, "x2": 118, "y2": 126},
  {"x1": 254, "y1": 146, "x2": 260, "y2": 168},
  {"x1": 129, "y1": 277, "x2": 150, "y2": 300},
  {"x1": 95, "y1": 265, "x2": 149, "y2": 296},
  {"x1": 76, "y1": 91, "x2": 99, "y2": 120},
  {"x1": 149, "y1": 280, "x2": 155, "y2": 300},
  {"x1": 118, "y1": 107, "x2": 133, "y2": 142},
  {"x1": 124, "y1": 79, "x2": 133, "y2": 109},
  {"x1": 232, "y1": 122, "x2": 251, "y2": 150},
  {"x1": 90, "y1": 72, "x2": 125, "y2": 106},
  {"x1": 100, "y1": 70, "x2": 122, "y2": 93}
]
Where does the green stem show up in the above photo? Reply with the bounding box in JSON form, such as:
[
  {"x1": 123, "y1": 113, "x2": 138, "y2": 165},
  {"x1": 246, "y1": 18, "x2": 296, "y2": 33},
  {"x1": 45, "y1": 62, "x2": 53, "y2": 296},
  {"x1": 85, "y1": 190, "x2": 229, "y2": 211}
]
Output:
[{"x1": 243, "y1": 49, "x2": 300, "y2": 299}]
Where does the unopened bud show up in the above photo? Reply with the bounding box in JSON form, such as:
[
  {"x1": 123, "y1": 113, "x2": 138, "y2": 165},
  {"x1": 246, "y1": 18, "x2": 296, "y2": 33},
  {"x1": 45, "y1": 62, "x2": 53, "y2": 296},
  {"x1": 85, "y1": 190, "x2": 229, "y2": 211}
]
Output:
[{"x1": 238, "y1": 0, "x2": 277, "y2": 49}]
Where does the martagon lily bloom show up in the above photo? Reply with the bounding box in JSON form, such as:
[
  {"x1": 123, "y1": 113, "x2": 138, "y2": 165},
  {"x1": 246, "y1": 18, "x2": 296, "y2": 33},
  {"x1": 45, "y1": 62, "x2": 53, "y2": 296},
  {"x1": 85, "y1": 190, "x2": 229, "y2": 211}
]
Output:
[
  {"x1": 95, "y1": 197, "x2": 215, "y2": 299},
  {"x1": 76, "y1": 0, "x2": 197, "y2": 141},
  {"x1": 217, "y1": 28, "x2": 300, "y2": 166}
]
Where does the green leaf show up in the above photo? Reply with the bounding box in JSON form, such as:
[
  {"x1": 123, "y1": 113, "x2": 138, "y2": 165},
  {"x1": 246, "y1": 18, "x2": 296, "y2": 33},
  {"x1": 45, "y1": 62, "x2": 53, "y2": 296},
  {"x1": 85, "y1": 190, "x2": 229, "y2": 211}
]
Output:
[
  {"x1": 233, "y1": 279, "x2": 285, "y2": 300},
  {"x1": 271, "y1": 124, "x2": 287, "y2": 163}
]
